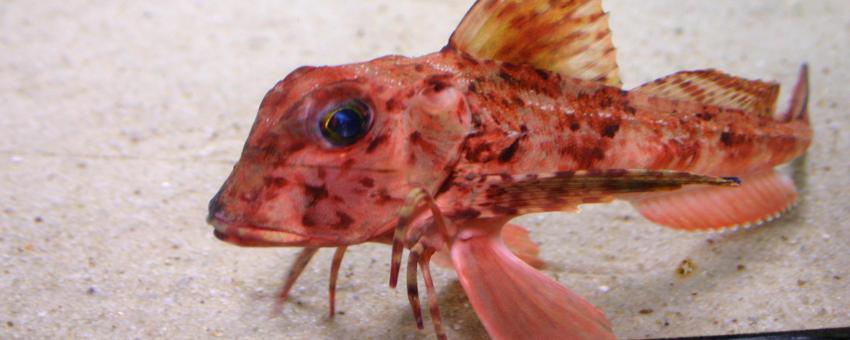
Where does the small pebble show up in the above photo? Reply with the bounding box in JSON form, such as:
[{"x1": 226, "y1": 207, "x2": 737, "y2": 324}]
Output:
[{"x1": 676, "y1": 258, "x2": 697, "y2": 278}]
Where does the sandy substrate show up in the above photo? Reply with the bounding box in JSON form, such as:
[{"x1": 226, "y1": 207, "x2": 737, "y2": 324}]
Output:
[{"x1": 2, "y1": 1, "x2": 848, "y2": 339}]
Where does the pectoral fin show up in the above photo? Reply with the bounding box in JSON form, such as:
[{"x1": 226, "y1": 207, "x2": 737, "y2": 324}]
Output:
[
  {"x1": 431, "y1": 223, "x2": 544, "y2": 269},
  {"x1": 451, "y1": 226, "x2": 614, "y2": 340},
  {"x1": 449, "y1": 0, "x2": 621, "y2": 86},
  {"x1": 454, "y1": 169, "x2": 738, "y2": 218}
]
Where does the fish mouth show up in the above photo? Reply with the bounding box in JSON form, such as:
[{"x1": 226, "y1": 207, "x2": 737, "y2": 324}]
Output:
[{"x1": 207, "y1": 212, "x2": 309, "y2": 246}]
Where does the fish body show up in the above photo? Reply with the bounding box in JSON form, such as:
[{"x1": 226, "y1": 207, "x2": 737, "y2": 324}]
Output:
[{"x1": 207, "y1": 1, "x2": 812, "y2": 339}]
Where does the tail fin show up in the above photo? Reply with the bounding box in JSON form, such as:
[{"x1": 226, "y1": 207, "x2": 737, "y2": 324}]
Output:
[
  {"x1": 451, "y1": 228, "x2": 614, "y2": 340},
  {"x1": 779, "y1": 64, "x2": 809, "y2": 122}
]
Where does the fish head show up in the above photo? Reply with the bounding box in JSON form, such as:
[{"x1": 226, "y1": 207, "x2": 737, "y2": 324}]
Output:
[{"x1": 207, "y1": 56, "x2": 472, "y2": 247}]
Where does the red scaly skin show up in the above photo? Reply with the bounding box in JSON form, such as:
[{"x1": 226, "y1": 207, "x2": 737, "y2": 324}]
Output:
[
  {"x1": 442, "y1": 50, "x2": 812, "y2": 178},
  {"x1": 208, "y1": 46, "x2": 811, "y2": 250}
]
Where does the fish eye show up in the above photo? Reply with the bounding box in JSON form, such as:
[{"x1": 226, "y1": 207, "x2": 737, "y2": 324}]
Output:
[{"x1": 319, "y1": 101, "x2": 371, "y2": 146}]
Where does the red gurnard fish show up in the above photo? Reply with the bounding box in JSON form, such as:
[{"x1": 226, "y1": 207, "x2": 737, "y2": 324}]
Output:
[{"x1": 207, "y1": 0, "x2": 812, "y2": 339}]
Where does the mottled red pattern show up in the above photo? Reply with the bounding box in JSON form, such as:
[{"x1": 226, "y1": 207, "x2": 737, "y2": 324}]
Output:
[{"x1": 206, "y1": 1, "x2": 812, "y2": 339}]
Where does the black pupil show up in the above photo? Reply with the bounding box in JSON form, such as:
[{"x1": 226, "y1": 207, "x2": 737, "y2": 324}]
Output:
[{"x1": 323, "y1": 107, "x2": 367, "y2": 145}]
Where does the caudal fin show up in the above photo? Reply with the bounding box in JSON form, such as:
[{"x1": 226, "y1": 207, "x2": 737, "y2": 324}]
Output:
[{"x1": 451, "y1": 229, "x2": 614, "y2": 340}]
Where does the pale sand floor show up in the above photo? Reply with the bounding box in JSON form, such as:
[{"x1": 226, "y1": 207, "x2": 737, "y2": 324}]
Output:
[{"x1": 2, "y1": 1, "x2": 848, "y2": 339}]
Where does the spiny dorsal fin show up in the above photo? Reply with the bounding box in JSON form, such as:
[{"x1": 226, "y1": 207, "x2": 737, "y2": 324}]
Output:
[
  {"x1": 632, "y1": 69, "x2": 780, "y2": 116},
  {"x1": 449, "y1": 0, "x2": 621, "y2": 87}
]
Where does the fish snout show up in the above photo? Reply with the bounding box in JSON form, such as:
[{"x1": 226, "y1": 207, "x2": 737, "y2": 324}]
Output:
[
  {"x1": 206, "y1": 187, "x2": 236, "y2": 235},
  {"x1": 206, "y1": 188, "x2": 225, "y2": 224}
]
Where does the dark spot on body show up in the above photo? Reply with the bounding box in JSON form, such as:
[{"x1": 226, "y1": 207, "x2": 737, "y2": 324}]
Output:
[
  {"x1": 601, "y1": 123, "x2": 620, "y2": 138},
  {"x1": 534, "y1": 68, "x2": 550, "y2": 80},
  {"x1": 498, "y1": 70, "x2": 520, "y2": 86},
  {"x1": 359, "y1": 177, "x2": 374, "y2": 188},
  {"x1": 569, "y1": 122, "x2": 580, "y2": 131},
  {"x1": 302, "y1": 213, "x2": 318, "y2": 227},
  {"x1": 374, "y1": 188, "x2": 395, "y2": 205},
  {"x1": 720, "y1": 132, "x2": 734, "y2": 146},
  {"x1": 562, "y1": 139, "x2": 607, "y2": 169},
  {"x1": 696, "y1": 112, "x2": 713, "y2": 121},
  {"x1": 366, "y1": 134, "x2": 389, "y2": 153},
  {"x1": 498, "y1": 138, "x2": 521, "y2": 163},
  {"x1": 385, "y1": 97, "x2": 402, "y2": 112},
  {"x1": 436, "y1": 171, "x2": 456, "y2": 195},
  {"x1": 304, "y1": 184, "x2": 328, "y2": 208},
  {"x1": 414, "y1": 64, "x2": 424, "y2": 72},
  {"x1": 502, "y1": 62, "x2": 521, "y2": 71},
  {"x1": 332, "y1": 211, "x2": 354, "y2": 229},
  {"x1": 425, "y1": 74, "x2": 452, "y2": 92},
  {"x1": 317, "y1": 167, "x2": 326, "y2": 179},
  {"x1": 263, "y1": 176, "x2": 288, "y2": 188},
  {"x1": 576, "y1": 92, "x2": 588, "y2": 101}
]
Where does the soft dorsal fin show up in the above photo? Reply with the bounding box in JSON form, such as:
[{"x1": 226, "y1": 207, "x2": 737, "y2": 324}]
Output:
[
  {"x1": 632, "y1": 69, "x2": 780, "y2": 116},
  {"x1": 449, "y1": 0, "x2": 621, "y2": 87}
]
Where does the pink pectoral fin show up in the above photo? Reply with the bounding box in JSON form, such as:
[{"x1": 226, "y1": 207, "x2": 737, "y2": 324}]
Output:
[
  {"x1": 632, "y1": 170, "x2": 797, "y2": 231},
  {"x1": 451, "y1": 229, "x2": 614, "y2": 340},
  {"x1": 432, "y1": 223, "x2": 545, "y2": 269}
]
